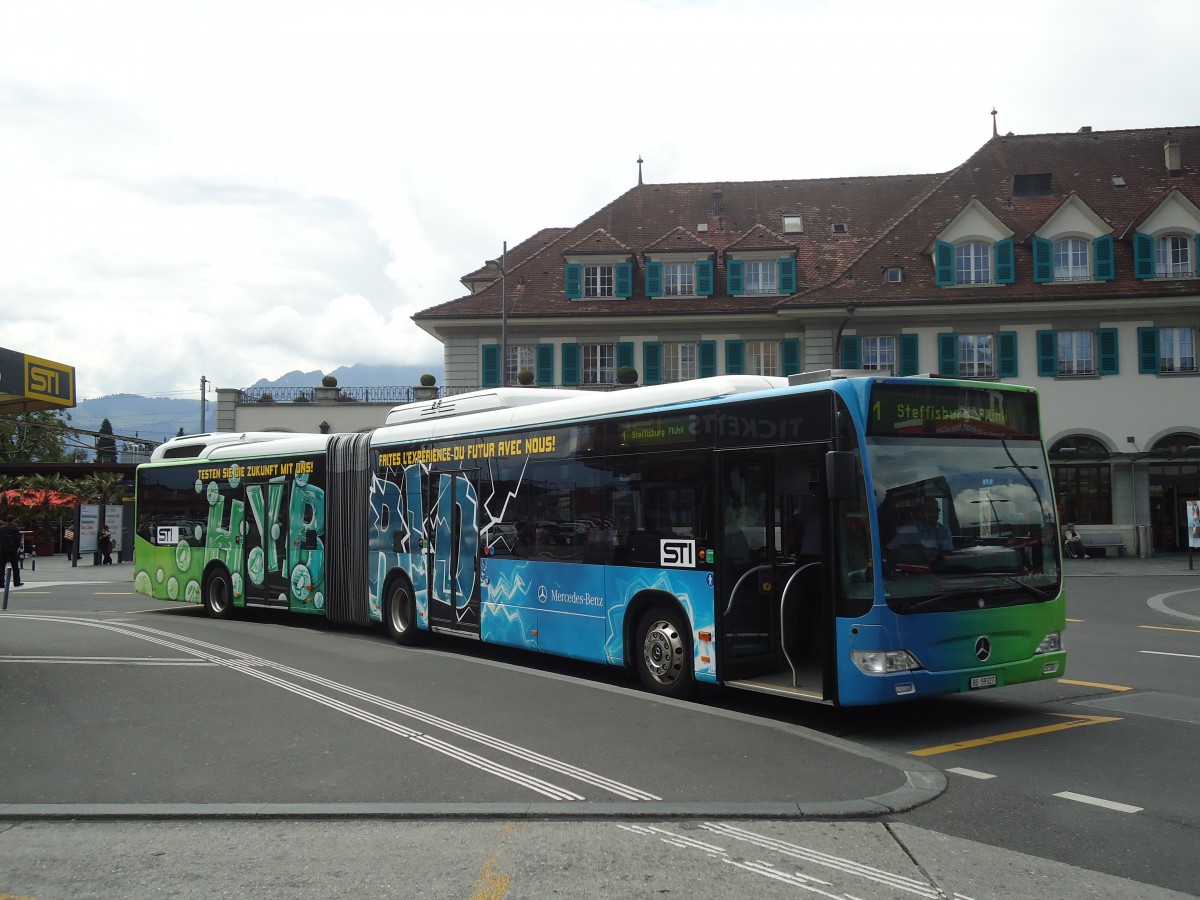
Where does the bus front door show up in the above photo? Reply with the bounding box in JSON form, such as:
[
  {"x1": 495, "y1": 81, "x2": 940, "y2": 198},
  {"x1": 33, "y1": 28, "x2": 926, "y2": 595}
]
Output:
[
  {"x1": 425, "y1": 470, "x2": 482, "y2": 637},
  {"x1": 717, "y1": 451, "x2": 828, "y2": 697}
]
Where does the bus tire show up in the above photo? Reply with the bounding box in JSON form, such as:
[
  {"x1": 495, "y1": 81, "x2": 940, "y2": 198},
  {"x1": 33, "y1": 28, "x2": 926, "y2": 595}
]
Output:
[
  {"x1": 203, "y1": 566, "x2": 234, "y2": 620},
  {"x1": 384, "y1": 580, "x2": 419, "y2": 646},
  {"x1": 635, "y1": 607, "x2": 693, "y2": 698}
]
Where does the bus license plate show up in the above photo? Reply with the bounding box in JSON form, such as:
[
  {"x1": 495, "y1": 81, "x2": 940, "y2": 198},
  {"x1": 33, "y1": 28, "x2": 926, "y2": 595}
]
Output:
[{"x1": 970, "y1": 674, "x2": 997, "y2": 690}]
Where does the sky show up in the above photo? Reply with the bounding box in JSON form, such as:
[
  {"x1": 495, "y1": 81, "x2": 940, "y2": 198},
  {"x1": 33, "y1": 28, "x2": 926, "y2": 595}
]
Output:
[{"x1": 1, "y1": 0, "x2": 1197, "y2": 402}]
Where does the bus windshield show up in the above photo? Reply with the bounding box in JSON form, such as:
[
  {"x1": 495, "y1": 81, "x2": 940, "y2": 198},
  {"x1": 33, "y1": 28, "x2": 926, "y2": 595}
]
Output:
[{"x1": 867, "y1": 436, "x2": 1060, "y2": 614}]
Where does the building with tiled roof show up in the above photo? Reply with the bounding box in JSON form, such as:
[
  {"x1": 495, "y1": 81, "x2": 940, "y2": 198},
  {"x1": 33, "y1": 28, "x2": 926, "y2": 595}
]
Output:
[{"x1": 413, "y1": 125, "x2": 1200, "y2": 553}]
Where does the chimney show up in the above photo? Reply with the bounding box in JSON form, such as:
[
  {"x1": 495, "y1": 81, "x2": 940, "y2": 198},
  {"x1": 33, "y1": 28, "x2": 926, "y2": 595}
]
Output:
[
  {"x1": 1077, "y1": 125, "x2": 1092, "y2": 133},
  {"x1": 1165, "y1": 138, "x2": 1182, "y2": 174},
  {"x1": 712, "y1": 187, "x2": 724, "y2": 232}
]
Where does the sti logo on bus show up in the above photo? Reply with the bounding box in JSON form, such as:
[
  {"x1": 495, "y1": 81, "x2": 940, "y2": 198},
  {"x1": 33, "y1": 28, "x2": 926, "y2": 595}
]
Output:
[
  {"x1": 660, "y1": 539, "x2": 696, "y2": 568},
  {"x1": 156, "y1": 526, "x2": 180, "y2": 545}
]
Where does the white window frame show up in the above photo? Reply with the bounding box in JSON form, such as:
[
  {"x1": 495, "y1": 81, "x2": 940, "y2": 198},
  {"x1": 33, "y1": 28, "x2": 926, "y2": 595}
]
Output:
[
  {"x1": 958, "y1": 334, "x2": 995, "y2": 377},
  {"x1": 663, "y1": 342, "x2": 699, "y2": 382},
  {"x1": 1056, "y1": 331, "x2": 1095, "y2": 376},
  {"x1": 1159, "y1": 326, "x2": 1198, "y2": 374},
  {"x1": 663, "y1": 262, "x2": 695, "y2": 297},
  {"x1": 582, "y1": 343, "x2": 615, "y2": 384},
  {"x1": 583, "y1": 264, "x2": 614, "y2": 297},
  {"x1": 861, "y1": 336, "x2": 896, "y2": 373},
  {"x1": 744, "y1": 340, "x2": 780, "y2": 376},
  {"x1": 1053, "y1": 238, "x2": 1090, "y2": 281},
  {"x1": 505, "y1": 345, "x2": 536, "y2": 385},
  {"x1": 743, "y1": 260, "x2": 777, "y2": 295},
  {"x1": 955, "y1": 242, "x2": 991, "y2": 285},
  {"x1": 1155, "y1": 235, "x2": 1192, "y2": 278}
]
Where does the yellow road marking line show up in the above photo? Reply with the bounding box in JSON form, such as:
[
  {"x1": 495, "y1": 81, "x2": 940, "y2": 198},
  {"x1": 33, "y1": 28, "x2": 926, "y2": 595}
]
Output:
[
  {"x1": 1139, "y1": 624, "x2": 1200, "y2": 634},
  {"x1": 472, "y1": 855, "x2": 510, "y2": 900},
  {"x1": 909, "y1": 713, "x2": 1121, "y2": 757},
  {"x1": 1058, "y1": 678, "x2": 1133, "y2": 691}
]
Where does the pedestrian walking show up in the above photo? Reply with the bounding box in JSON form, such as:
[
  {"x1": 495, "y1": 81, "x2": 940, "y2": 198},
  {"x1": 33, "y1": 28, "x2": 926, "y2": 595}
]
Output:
[{"x1": 0, "y1": 517, "x2": 23, "y2": 586}]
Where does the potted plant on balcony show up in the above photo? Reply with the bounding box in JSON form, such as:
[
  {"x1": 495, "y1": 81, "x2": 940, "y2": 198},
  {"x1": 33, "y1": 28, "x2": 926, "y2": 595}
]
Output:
[
  {"x1": 517, "y1": 369, "x2": 535, "y2": 386},
  {"x1": 315, "y1": 374, "x2": 340, "y2": 402},
  {"x1": 615, "y1": 366, "x2": 639, "y2": 387},
  {"x1": 414, "y1": 373, "x2": 439, "y2": 401}
]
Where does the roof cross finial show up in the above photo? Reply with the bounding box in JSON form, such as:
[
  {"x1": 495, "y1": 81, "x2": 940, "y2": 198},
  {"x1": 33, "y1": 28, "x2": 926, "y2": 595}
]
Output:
[
  {"x1": 637, "y1": 154, "x2": 644, "y2": 185},
  {"x1": 991, "y1": 107, "x2": 998, "y2": 137}
]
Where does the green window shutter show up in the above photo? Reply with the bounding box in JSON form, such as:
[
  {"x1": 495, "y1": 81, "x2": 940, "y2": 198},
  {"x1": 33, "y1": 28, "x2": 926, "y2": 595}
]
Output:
[
  {"x1": 727, "y1": 258, "x2": 744, "y2": 295},
  {"x1": 616, "y1": 341, "x2": 635, "y2": 370},
  {"x1": 1097, "y1": 328, "x2": 1119, "y2": 375},
  {"x1": 725, "y1": 340, "x2": 745, "y2": 374},
  {"x1": 643, "y1": 342, "x2": 663, "y2": 385},
  {"x1": 614, "y1": 262, "x2": 632, "y2": 298},
  {"x1": 481, "y1": 344, "x2": 501, "y2": 388},
  {"x1": 934, "y1": 241, "x2": 954, "y2": 286},
  {"x1": 994, "y1": 238, "x2": 1015, "y2": 284},
  {"x1": 564, "y1": 263, "x2": 582, "y2": 298},
  {"x1": 698, "y1": 341, "x2": 717, "y2": 377},
  {"x1": 898, "y1": 334, "x2": 919, "y2": 376},
  {"x1": 696, "y1": 259, "x2": 713, "y2": 296},
  {"x1": 645, "y1": 261, "x2": 662, "y2": 297},
  {"x1": 1133, "y1": 232, "x2": 1154, "y2": 279},
  {"x1": 997, "y1": 331, "x2": 1018, "y2": 377},
  {"x1": 1032, "y1": 237, "x2": 1054, "y2": 283},
  {"x1": 1036, "y1": 330, "x2": 1057, "y2": 377},
  {"x1": 840, "y1": 335, "x2": 861, "y2": 369},
  {"x1": 937, "y1": 332, "x2": 958, "y2": 376},
  {"x1": 1093, "y1": 235, "x2": 1115, "y2": 281},
  {"x1": 561, "y1": 343, "x2": 581, "y2": 385},
  {"x1": 781, "y1": 338, "x2": 801, "y2": 375},
  {"x1": 1196, "y1": 235, "x2": 1200, "y2": 276},
  {"x1": 536, "y1": 343, "x2": 554, "y2": 386},
  {"x1": 1137, "y1": 327, "x2": 1160, "y2": 374},
  {"x1": 778, "y1": 257, "x2": 797, "y2": 294}
]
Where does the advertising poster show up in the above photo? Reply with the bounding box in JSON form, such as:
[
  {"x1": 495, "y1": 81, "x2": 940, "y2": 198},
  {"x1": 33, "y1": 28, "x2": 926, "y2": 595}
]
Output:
[
  {"x1": 77, "y1": 506, "x2": 123, "y2": 555},
  {"x1": 1188, "y1": 500, "x2": 1200, "y2": 550}
]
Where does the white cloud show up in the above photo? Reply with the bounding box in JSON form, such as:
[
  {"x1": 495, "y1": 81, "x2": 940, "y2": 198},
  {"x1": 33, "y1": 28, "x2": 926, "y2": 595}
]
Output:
[{"x1": 0, "y1": 0, "x2": 1196, "y2": 398}]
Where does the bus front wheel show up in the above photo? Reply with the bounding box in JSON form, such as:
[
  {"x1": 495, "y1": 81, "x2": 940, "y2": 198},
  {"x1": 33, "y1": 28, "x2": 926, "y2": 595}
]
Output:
[
  {"x1": 636, "y1": 607, "x2": 693, "y2": 698},
  {"x1": 385, "y1": 580, "x2": 419, "y2": 646},
  {"x1": 203, "y1": 567, "x2": 234, "y2": 620}
]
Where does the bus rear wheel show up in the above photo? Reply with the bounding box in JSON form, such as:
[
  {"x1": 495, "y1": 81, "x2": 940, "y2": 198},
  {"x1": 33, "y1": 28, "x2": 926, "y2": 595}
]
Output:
[
  {"x1": 203, "y1": 567, "x2": 234, "y2": 620},
  {"x1": 385, "y1": 580, "x2": 419, "y2": 646},
  {"x1": 636, "y1": 607, "x2": 693, "y2": 698}
]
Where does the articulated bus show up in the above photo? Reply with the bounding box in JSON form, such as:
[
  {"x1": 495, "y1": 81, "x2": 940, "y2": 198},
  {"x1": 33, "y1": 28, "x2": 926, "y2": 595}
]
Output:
[{"x1": 134, "y1": 371, "x2": 1066, "y2": 706}]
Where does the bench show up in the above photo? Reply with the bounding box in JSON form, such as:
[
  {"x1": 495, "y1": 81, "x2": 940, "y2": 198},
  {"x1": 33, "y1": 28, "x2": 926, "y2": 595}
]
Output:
[{"x1": 1080, "y1": 531, "x2": 1126, "y2": 557}]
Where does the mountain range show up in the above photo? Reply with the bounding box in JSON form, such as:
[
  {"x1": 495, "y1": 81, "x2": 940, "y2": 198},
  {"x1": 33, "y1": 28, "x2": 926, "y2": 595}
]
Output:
[{"x1": 68, "y1": 364, "x2": 437, "y2": 450}]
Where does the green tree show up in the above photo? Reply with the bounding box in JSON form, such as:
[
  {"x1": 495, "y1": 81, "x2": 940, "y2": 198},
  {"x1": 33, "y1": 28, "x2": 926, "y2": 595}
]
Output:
[
  {"x1": 0, "y1": 411, "x2": 71, "y2": 463},
  {"x1": 75, "y1": 472, "x2": 124, "y2": 506},
  {"x1": 95, "y1": 418, "x2": 117, "y2": 464}
]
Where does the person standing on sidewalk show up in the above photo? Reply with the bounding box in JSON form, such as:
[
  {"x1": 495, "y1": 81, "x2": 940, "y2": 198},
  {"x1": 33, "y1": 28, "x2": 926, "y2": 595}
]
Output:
[
  {"x1": 0, "y1": 517, "x2": 23, "y2": 586},
  {"x1": 99, "y1": 524, "x2": 114, "y2": 565}
]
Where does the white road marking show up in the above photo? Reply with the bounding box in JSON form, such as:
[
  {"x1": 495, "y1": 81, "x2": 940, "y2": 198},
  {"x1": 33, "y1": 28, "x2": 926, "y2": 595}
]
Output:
[
  {"x1": 1053, "y1": 791, "x2": 1143, "y2": 813},
  {"x1": 946, "y1": 767, "x2": 996, "y2": 779},
  {"x1": 1138, "y1": 650, "x2": 1200, "y2": 660},
  {"x1": 3, "y1": 612, "x2": 659, "y2": 802},
  {"x1": 620, "y1": 822, "x2": 975, "y2": 899}
]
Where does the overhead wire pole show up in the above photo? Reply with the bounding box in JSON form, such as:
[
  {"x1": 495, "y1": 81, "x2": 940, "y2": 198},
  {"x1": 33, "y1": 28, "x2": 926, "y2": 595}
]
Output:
[
  {"x1": 199, "y1": 375, "x2": 207, "y2": 432},
  {"x1": 501, "y1": 242, "x2": 508, "y2": 387}
]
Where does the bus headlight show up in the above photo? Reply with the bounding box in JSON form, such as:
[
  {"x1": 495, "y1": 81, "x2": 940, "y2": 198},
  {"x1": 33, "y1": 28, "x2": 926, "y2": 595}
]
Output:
[
  {"x1": 1035, "y1": 631, "x2": 1063, "y2": 654},
  {"x1": 851, "y1": 649, "x2": 922, "y2": 674}
]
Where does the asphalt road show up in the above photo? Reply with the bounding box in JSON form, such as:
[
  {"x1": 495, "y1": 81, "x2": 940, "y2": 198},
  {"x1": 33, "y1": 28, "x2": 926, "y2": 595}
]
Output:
[{"x1": 0, "y1": 554, "x2": 1196, "y2": 898}]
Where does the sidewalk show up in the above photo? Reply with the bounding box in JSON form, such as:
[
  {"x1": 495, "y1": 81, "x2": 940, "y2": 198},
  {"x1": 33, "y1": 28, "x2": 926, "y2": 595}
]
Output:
[
  {"x1": 1063, "y1": 549, "x2": 1199, "y2": 577},
  {"x1": 6, "y1": 551, "x2": 133, "y2": 586}
]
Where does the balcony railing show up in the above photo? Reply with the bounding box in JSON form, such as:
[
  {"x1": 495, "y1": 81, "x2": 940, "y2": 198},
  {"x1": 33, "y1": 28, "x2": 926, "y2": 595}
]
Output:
[{"x1": 238, "y1": 384, "x2": 621, "y2": 405}]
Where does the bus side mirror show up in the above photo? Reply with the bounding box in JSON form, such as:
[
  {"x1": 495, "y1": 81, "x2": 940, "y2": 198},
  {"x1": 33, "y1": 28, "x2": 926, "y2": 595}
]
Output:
[{"x1": 826, "y1": 451, "x2": 857, "y2": 500}]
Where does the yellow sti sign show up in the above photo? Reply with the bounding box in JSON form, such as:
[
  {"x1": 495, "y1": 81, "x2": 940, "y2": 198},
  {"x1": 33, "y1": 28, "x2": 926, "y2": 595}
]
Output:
[{"x1": 0, "y1": 347, "x2": 76, "y2": 413}]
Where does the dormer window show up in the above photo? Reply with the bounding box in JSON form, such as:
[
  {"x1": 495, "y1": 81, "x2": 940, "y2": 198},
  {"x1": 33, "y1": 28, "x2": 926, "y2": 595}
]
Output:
[
  {"x1": 585, "y1": 264, "x2": 613, "y2": 297},
  {"x1": 1156, "y1": 234, "x2": 1192, "y2": 277},
  {"x1": 727, "y1": 255, "x2": 797, "y2": 296},
  {"x1": 1053, "y1": 238, "x2": 1090, "y2": 280},
  {"x1": 933, "y1": 200, "x2": 1015, "y2": 288},
  {"x1": 1131, "y1": 190, "x2": 1200, "y2": 280},
  {"x1": 564, "y1": 259, "x2": 633, "y2": 299},
  {"x1": 644, "y1": 256, "x2": 714, "y2": 298},
  {"x1": 956, "y1": 242, "x2": 991, "y2": 284}
]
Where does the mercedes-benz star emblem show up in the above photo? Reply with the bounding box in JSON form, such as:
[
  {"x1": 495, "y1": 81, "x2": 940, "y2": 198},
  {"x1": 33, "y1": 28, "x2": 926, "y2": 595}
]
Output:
[{"x1": 975, "y1": 636, "x2": 992, "y2": 662}]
